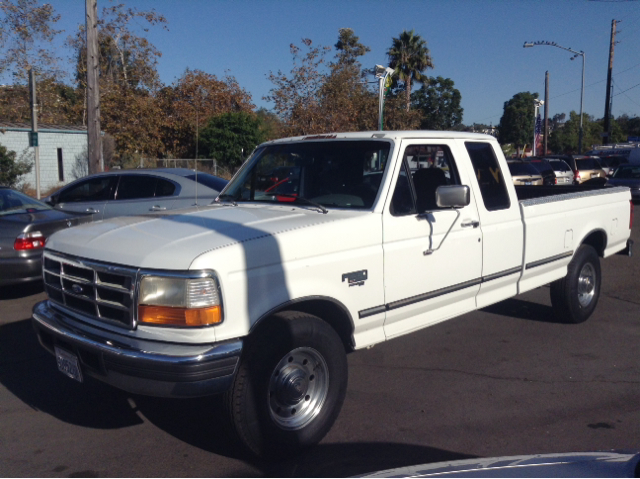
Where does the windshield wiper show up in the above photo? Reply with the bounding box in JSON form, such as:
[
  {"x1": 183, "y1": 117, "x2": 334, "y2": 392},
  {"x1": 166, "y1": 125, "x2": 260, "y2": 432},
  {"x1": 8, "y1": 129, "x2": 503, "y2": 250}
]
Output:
[
  {"x1": 274, "y1": 194, "x2": 328, "y2": 214},
  {"x1": 215, "y1": 194, "x2": 238, "y2": 206}
]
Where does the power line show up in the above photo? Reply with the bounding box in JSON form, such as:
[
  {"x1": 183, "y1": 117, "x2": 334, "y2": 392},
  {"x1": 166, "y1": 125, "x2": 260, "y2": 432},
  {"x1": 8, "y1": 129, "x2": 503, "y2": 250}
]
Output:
[{"x1": 613, "y1": 81, "x2": 640, "y2": 96}]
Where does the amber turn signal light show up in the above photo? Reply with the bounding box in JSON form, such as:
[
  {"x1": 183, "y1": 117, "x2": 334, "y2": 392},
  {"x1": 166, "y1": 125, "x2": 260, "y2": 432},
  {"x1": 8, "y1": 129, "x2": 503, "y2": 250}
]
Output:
[{"x1": 138, "y1": 305, "x2": 222, "y2": 326}]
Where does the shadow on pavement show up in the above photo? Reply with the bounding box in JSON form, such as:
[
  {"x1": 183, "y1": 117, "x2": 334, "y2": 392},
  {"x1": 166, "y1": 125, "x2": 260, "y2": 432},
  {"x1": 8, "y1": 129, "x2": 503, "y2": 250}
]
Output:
[
  {"x1": 2, "y1": 320, "x2": 472, "y2": 476},
  {"x1": 0, "y1": 318, "x2": 142, "y2": 429},
  {"x1": 481, "y1": 297, "x2": 561, "y2": 323},
  {"x1": 0, "y1": 280, "x2": 44, "y2": 300}
]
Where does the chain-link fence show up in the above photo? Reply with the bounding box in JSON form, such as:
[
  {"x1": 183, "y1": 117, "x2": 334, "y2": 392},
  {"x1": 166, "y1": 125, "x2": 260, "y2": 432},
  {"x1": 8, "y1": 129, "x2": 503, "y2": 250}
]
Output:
[{"x1": 141, "y1": 158, "x2": 236, "y2": 180}]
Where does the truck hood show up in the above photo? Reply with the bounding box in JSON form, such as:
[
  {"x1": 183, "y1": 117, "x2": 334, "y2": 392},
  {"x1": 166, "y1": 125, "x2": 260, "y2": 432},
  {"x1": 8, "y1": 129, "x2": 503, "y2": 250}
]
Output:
[{"x1": 45, "y1": 204, "x2": 351, "y2": 270}]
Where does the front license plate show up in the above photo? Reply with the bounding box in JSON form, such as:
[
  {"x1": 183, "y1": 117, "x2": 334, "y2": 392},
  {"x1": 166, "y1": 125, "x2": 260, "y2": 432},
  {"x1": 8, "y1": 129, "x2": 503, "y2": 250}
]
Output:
[{"x1": 55, "y1": 346, "x2": 83, "y2": 383}]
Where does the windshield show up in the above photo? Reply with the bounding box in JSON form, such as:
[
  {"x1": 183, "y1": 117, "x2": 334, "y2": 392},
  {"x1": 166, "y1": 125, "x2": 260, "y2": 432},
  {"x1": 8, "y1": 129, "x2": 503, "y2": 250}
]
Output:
[
  {"x1": 612, "y1": 166, "x2": 640, "y2": 179},
  {"x1": 576, "y1": 158, "x2": 601, "y2": 170},
  {"x1": 508, "y1": 163, "x2": 540, "y2": 176},
  {"x1": 222, "y1": 140, "x2": 392, "y2": 209},
  {"x1": 0, "y1": 188, "x2": 51, "y2": 216}
]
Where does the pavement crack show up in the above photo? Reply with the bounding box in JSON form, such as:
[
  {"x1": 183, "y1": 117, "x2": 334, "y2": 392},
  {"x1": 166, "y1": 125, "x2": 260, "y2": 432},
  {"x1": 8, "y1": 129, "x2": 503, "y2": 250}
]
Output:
[{"x1": 601, "y1": 293, "x2": 640, "y2": 306}]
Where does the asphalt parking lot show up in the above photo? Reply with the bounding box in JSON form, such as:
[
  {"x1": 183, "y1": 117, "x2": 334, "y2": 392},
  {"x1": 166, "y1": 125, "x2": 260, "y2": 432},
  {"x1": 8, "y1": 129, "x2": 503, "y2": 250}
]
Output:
[{"x1": 1, "y1": 222, "x2": 639, "y2": 477}]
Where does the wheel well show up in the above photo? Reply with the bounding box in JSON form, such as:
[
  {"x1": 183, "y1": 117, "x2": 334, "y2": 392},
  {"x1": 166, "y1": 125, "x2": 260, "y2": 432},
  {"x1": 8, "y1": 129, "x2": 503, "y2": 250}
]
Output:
[
  {"x1": 252, "y1": 298, "x2": 355, "y2": 352},
  {"x1": 581, "y1": 230, "x2": 606, "y2": 257}
]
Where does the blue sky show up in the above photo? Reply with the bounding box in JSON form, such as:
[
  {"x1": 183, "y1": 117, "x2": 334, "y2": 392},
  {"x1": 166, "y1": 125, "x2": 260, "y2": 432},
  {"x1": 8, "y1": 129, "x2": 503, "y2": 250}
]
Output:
[{"x1": 46, "y1": 0, "x2": 640, "y2": 126}]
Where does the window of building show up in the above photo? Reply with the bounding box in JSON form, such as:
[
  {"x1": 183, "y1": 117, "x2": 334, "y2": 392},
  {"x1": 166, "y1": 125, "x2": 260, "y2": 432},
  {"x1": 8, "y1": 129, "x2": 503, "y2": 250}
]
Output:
[{"x1": 57, "y1": 148, "x2": 64, "y2": 182}]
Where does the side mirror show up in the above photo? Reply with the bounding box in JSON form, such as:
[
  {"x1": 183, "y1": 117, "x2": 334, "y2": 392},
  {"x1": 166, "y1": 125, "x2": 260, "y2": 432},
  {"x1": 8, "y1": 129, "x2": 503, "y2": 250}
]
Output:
[{"x1": 436, "y1": 185, "x2": 470, "y2": 208}]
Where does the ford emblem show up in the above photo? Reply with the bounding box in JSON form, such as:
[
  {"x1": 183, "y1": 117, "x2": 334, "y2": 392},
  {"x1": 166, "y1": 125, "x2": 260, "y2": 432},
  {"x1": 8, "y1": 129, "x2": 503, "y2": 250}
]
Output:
[
  {"x1": 66, "y1": 220, "x2": 72, "y2": 227},
  {"x1": 71, "y1": 284, "x2": 83, "y2": 294}
]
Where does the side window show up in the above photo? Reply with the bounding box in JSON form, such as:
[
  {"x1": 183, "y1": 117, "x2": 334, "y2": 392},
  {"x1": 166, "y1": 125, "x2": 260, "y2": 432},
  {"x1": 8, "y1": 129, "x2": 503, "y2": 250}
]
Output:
[
  {"x1": 116, "y1": 175, "x2": 157, "y2": 200},
  {"x1": 465, "y1": 142, "x2": 510, "y2": 211},
  {"x1": 155, "y1": 178, "x2": 176, "y2": 197},
  {"x1": 391, "y1": 144, "x2": 460, "y2": 215},
  {"x1": 58, "y1": 177, "x2": 117, "y2": 203},
  {"x1": 390, "y1": 161, "x2": 416, "y2": 216}
]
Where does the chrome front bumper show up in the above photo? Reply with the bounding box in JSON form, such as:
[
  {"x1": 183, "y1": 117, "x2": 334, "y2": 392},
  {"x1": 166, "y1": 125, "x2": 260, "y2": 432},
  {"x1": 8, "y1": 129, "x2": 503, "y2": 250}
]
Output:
[{"x1": 32, "y1": 300, "x2": 242, "y2": 398}]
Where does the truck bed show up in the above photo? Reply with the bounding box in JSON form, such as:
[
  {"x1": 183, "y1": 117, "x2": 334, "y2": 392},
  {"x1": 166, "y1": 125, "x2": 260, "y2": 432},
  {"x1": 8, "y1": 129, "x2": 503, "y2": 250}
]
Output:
[{"x1": 514, "y1": 183, "x2": 610, "y2": 201}]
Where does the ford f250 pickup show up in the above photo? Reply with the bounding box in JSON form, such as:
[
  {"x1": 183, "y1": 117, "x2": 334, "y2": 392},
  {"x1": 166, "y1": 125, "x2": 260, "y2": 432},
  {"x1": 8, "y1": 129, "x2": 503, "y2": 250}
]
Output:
[{"x1": 32, "y1": 131, "x2": 634, "y2": 458}]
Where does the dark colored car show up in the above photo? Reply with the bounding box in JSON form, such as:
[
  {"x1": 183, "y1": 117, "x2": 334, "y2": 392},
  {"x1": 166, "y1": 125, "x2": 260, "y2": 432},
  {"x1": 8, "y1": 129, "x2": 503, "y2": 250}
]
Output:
[
  {"x1": 0, "y1": 187, "x2": 92, "y2": 286},
  {"x1": 606, "y1": 164, "x2": 640, "y2": 201},
  {"x1": 44, "y1": 168, "x2": 228, "y2": 220},
  {"x1": 527, "y1": 158, "x2": 557, "y2": 185},
  {"x1": 599, "y1": 155, "x2": 629, "y2": 176}
]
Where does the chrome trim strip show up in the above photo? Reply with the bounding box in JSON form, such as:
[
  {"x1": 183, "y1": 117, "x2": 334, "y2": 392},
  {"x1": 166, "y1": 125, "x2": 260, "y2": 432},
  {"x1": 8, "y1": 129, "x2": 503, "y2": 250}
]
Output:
[
  {"x1": 358, "y1": 265, "x2": 523, "y2": 319},
  {"x1": 525, "y1": 251, "x2": 573, "y2": 270}
]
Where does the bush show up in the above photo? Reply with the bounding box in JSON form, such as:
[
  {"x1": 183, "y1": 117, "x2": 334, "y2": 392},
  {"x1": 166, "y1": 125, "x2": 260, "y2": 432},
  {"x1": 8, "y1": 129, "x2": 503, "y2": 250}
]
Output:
[{"x1": 0, "y1": 144, "x2": 32, "y2": 188}]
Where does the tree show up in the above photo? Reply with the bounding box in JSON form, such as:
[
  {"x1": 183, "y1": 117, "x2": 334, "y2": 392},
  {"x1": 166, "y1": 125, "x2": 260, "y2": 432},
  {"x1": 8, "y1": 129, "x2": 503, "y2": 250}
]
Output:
[
  {"x1": 333, "y1": 28, "x2": 370, "y2": 68},
  {"x1": 265, "y1": 38, "x2": 332, "y2": 136},
  {"x1": 548, "y1": 111, "x2": 602, "y2": 154},
  {"x1": 498, "y1": 91, "x2": 538, "y2": 154},
  {"x1": 411, "y1": 76, "x2": 463, "y2": 130},
  {"x1": 198, "y1": 112, "x2": 265, "y2": 171},
  {"x1": 0, "y1": 143, "x2": 31, "y2": 187},
  {"x1": 387, "y1": 29, "x2": 434, "y2": 111},
  {"x1": 0, "y1": 0, "x2": 63, "y2": 81}
]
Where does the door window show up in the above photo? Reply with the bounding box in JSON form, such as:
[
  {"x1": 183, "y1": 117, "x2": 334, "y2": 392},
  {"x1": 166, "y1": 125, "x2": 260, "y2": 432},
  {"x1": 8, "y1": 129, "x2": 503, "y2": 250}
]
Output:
[
  {"x1": 465, "y1": 142, "x2": 510, "y2": 211},
  {"x1": 115, "y1": 175, "x2": 158, "y2": 200},
  {"x1": 155, "y1": 178, "x2": 177, "y2": 197},
  {"x1": 391, "y1": 144, "x2": 460, "y2": 215},
  {"x1": 58, "y1": 176, "x2": 117, "y2": 203}
]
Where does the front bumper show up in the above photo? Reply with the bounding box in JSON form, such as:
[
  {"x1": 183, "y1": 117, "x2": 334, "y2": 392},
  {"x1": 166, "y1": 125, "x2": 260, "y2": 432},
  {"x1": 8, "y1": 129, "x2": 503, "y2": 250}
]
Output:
[{"x1": 32, "y1": 300, "x2": 242, "y2": 398}]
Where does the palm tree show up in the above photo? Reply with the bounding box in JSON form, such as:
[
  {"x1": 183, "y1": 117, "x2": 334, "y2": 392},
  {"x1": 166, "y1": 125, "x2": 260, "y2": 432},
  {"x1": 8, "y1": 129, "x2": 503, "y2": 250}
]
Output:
[{"x1": 387, "y1": 30, "x2": 434, "y2": 111}]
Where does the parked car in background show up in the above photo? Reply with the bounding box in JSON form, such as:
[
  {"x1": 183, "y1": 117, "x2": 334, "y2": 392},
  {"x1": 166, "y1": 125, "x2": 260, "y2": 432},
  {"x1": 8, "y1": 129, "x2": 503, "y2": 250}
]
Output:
[
  {"x1": 545, "y1": 155, "x2": 607, "y2": 184},
  {"x1": 527, "y1": 158, "x2": 557, "y2": 185},
  {"x1": 599, "y1": 155, "x2": 629, "y2": 176},
  {"x1": 506, "y1": 160, "x2": 543, "y2": 185},
  {"x1": 606, "y1": 164, "x2": 640, "y2": 201},
  {"x1": 546, "y1": 158, "x2": 574, "y2": 185},
  {"x1": 0, "y1": 187, "x2": 92, "y2": 286},
  {"x1": 44, "y1": 168, "x2": 228, "y2": 220}
]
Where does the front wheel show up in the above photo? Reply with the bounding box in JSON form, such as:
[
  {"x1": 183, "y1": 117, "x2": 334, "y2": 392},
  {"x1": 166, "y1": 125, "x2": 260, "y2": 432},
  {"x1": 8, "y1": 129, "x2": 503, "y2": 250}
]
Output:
[
  {"x1": 550, "y1": 245, "x2": 601, "y2": 323},
  {"x1": 223, "y1": 311, "x2": 348, "y2": 459}
]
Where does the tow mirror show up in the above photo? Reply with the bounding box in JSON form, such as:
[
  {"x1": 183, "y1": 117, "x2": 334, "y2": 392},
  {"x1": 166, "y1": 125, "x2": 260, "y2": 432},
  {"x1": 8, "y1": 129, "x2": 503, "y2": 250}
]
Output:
[{"x1": 436, "y1": 185, "x2": 470, "y2": 208}]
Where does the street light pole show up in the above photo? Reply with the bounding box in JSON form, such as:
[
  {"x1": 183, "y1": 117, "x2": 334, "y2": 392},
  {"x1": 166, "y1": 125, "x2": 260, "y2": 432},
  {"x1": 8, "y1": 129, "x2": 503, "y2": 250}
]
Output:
[
  {"x1": 375, "y1": 65, "x2": 395, "y2": 131},
  {"x1": 524, "y1": 41, "x2": 585, "y2": 153}
]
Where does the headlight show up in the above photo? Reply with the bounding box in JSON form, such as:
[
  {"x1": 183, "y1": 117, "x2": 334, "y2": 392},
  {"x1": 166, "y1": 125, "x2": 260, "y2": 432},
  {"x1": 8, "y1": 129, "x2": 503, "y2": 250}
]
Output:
[{"x1": 137, "y1": 275, "x2": 223, "y2": 327}]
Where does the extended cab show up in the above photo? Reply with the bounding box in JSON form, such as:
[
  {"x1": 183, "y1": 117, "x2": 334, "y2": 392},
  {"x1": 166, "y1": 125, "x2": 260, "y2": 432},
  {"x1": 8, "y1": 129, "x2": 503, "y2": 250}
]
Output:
[{"x1": 32, "y1": 131, "x2": 633, "y2": 458}]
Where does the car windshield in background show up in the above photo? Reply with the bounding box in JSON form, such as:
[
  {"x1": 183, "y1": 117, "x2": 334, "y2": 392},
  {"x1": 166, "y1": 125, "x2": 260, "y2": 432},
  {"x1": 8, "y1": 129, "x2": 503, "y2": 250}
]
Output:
[
  {"x1": 0, "y1": 189, "x2": 51, "y2": 216},
  {"x1": 576, "y1": 158, "x2": 601, "y2": 170},
  {"x1": 222, "y1": 140, "x2": 391, "y2": 209},
  {"x1": 549, "y1": 160, "x2": 571, "y2": 172},
  {"x1": 184, "y1": 172, "x2": 228, "y2": 192},
  {"x1": 612, "y1": 166, "x2": 640, "y2": 179},
  {"x1": 508, "y1": 163, "x2": 540, "y2": 176}
]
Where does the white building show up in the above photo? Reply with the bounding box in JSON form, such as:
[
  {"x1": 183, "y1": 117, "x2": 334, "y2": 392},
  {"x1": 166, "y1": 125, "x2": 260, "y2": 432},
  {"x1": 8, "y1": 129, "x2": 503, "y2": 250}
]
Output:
[{"x1": 0, "y1": 122, "x2": 88, "y2": 192}]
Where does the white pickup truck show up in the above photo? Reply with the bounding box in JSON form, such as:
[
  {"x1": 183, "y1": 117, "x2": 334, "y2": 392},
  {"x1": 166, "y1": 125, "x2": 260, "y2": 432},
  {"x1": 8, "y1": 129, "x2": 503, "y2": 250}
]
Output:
[{"x1": 32, "y1": 131, "x2": 633, "y2": 458}]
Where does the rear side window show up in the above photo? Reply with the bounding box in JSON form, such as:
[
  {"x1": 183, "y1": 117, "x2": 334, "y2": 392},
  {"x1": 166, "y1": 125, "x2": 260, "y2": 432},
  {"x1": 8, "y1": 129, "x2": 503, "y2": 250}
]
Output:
[
  {"x1": 116, "y1": 175, "x2": 157, "y2": 200},
  {"x1": 156, "y1": 178, "x2": 176, "y2": 197},
  {"x1": 465, "y1": 142, "x2": 510, "y2": 211},
  {"x1": 58, "y1": 176, "x2": 117, "y2": 203}
]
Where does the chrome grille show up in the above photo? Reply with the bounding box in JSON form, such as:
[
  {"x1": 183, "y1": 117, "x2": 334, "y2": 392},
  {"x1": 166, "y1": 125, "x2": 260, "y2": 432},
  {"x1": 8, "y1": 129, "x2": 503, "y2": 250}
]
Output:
[{"x1": 43, "y1": 253, "x2": 138, "y2": 329}]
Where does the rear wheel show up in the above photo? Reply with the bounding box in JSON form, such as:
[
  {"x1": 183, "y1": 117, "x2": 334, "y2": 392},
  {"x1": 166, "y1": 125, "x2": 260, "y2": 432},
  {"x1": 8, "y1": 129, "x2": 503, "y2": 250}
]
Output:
[
  {"x1": 550, "y1": 245, "x2": 601, "y2": 323},
  {"x1": 223, "y1": 311, "x2": 348, "y2": 459}
]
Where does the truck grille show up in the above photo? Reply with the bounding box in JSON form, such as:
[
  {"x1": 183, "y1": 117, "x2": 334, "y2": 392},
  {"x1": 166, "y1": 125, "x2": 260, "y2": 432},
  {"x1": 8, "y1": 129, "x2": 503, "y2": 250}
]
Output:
[{"x1": 43, "y1": 252, "x2": 138, "y2": 329}]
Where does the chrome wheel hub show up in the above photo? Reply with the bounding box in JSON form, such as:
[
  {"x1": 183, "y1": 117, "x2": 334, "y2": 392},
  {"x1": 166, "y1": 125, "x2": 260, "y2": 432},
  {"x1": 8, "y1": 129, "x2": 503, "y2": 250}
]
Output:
[
  {"x1": 577, "y1": 263, "x2": 596, "y2": 308},
  {"x1": 268, "y1": 347, "x2": 329, "y2": 430}
]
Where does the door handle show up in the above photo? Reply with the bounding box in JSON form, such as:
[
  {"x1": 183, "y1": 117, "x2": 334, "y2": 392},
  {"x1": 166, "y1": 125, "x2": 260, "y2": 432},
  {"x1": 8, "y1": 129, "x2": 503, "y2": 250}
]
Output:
[
  {"x1": 85, "y1": 208, "x2": 99, "y2": 214},
  {"x1": 150, "y1": 205, "x2": 167, "y2": 211},
  {"x1": 461, "y1": 220, "x2": 480, "y2": 228}
]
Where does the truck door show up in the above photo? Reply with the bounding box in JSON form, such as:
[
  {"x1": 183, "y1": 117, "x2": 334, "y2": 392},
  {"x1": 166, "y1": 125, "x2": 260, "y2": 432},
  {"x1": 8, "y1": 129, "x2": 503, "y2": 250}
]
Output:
[
  {"x1": 463, "y1": 141, "x2": 524, "y2": 308},
  {"x1": 381, "y1": 140, "x2": 483, "y2": 340}
]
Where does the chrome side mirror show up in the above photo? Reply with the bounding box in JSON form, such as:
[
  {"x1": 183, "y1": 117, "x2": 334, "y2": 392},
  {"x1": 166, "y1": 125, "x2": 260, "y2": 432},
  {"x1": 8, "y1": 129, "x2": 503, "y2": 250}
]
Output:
[{"x1": 436, "y1": 185, "x2": 470, "y2": 208}]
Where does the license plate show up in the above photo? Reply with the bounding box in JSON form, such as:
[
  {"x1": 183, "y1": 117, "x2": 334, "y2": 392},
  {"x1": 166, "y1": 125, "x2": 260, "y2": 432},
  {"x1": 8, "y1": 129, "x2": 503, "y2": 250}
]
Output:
[
  {"x1": 592, "y1": 173, "x2": 599, "y2": 178},
  {"x1": 55, "y1": 346, "x2": 83, "y2": 383},
  {"x1": 525, "y1": 181, "x2": 532, "y2": 185}
]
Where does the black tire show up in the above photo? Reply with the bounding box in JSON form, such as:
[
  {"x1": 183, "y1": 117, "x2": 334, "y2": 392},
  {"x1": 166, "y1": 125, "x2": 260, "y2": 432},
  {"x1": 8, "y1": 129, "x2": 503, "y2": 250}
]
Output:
[
  {"x1": 222, "y1": 311, "x2": 348, "y2": 459},
  {"x1": 550, "y1": 244, "x2": 601, "y2": 323}
]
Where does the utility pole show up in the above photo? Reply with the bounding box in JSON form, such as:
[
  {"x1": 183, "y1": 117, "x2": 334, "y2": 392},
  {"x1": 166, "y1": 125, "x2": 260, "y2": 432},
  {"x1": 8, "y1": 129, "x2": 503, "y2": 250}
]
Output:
[
  {"x1": 603, "y1": 19, "x2": 617, "y2": 145},
  {"x1": 544, "y1": 71, "x2": 549, "y2": 155},
  {"x1": 86, "y1": 0, "x2": 102, "y2": 174},
  {"x1": 28, "y1": 68, "x2": 41, "y2": 199}
]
